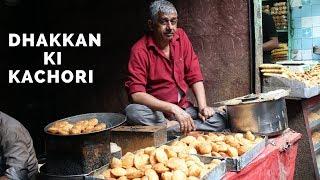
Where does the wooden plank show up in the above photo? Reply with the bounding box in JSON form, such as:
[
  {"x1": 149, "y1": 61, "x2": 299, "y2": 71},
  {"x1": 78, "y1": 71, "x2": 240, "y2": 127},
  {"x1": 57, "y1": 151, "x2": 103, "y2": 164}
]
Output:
[{"x1": 111, "y1": 125, "x2": 167, "y2": 154}]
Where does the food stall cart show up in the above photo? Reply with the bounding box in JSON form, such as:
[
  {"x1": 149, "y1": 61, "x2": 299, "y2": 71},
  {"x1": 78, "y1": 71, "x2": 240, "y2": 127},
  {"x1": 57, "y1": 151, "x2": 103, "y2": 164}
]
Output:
[{"x1": 38, "y1": 89, "x2": 303, "y2": 180}]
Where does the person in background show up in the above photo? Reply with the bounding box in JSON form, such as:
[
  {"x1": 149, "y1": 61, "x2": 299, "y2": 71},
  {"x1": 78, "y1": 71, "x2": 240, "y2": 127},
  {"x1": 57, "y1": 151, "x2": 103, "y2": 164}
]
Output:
[
  {"x1": 0, "y1": 111, "x2": 38, "y2": 180},
  {"x1": 124, "y1": 0, "x2": 226, "y2": 134},
  {"x1": 262, "y1": 12, "x2": 279, "y2": 63}
]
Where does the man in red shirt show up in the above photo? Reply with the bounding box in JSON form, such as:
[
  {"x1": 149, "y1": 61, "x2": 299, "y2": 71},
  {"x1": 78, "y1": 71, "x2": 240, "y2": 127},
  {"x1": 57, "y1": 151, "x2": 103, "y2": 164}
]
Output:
[{"x1": 125, "y1": 0, "x2": 226, "y2": 134}]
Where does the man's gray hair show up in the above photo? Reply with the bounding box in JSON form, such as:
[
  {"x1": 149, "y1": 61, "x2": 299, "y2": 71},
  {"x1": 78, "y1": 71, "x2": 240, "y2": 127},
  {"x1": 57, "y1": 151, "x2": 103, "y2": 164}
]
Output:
[{"x1": 149, "y1": 0, "x2": 177, "y2": 22}]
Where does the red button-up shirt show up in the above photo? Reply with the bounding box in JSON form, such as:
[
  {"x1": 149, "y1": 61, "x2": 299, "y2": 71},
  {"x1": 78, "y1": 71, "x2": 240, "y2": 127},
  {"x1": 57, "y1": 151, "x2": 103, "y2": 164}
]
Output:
[{"x1": 125, "y1": 28, "x2": 203, "y2": 109}]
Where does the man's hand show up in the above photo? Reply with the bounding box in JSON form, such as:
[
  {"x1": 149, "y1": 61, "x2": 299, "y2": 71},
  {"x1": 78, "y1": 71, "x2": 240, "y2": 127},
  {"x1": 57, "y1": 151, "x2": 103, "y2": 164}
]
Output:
[
  {"x1": 171, "y1": 105, "x2": 196, "y2": 134},
  {"x1": 198, "y1": 106, "x2": 215, "y2": 121},
  {"x1": 0, "y1": 176, "x2": 8, "y2": 180}
]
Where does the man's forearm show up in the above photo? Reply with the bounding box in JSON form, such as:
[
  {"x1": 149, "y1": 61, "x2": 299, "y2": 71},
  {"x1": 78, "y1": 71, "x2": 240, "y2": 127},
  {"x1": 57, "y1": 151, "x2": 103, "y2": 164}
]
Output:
[
  {"x1": 131, "y1": 92, "x2": 180, "y2": 115},
  {"x1": 191, "y1": 81, "x2": 207, "y2": 109},
  {"x1": 263, "y1": 37, "x2": 279, "y2": 51}
]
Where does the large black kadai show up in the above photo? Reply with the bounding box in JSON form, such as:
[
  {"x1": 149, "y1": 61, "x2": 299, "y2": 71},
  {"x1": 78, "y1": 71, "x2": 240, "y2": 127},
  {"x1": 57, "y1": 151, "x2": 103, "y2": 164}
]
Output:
[{"x1": 40, "y1": 113, "x2": 126, "y2": 179}]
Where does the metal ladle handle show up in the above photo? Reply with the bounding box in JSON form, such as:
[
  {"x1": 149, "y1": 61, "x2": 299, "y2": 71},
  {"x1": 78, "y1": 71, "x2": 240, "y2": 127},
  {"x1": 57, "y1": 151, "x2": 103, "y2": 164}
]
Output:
[{"x1": 241, "y1": 94, "x2": 259, "y2": 102}]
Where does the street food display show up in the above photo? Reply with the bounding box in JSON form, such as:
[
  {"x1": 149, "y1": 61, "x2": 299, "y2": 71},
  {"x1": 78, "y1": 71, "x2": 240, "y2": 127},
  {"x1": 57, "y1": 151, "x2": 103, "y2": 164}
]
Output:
[
  {"x1": 312, "y1": 132, "x2": 320, "y2": 144},
  {"x1": 263, "y1": 2, "x2": 288, "y2": 30},
  {"x1": 98, "y1": 146, "x2": 223, "y2": 180},
  {"x1": 176, "y1": 131, "x2": 264, "y2": 158},
  {"x1": 93, "y1": 131, "x2": 265, "y2": 180},
  {"x1": 271, "y1": 43, "x2": 288, "y2": 61},
  {"x1": 260, "y1": 63, "x2": 320, "y2": 88},
  {"x1": 47, "y1": 118, "x2": 107, "y2": 135},
  {"x1": 271, "y1": 2, "x2": 288, "y2": 30}
]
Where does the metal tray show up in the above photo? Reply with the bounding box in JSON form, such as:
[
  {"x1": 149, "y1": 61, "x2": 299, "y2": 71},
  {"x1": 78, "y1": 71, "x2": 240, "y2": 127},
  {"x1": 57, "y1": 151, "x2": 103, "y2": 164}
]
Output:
[
  {"x1": 44, "y1": 113, "x2": 126, "y2": 136},
  {"x1": 225, "y1": 135, "x2": 267, "y2": 171},
  {"x1": 86, "y1": 155, "x2": 227, "y2": 180},
  {"x1": 197, "y1": 155, "x2": 227, "y2": 180},
  {"x1": 196, "y1": 134, "x2": 267, "y2": 172},
  {"x1": 170, "y1": 132, "x2": 267, "y2": 172}
]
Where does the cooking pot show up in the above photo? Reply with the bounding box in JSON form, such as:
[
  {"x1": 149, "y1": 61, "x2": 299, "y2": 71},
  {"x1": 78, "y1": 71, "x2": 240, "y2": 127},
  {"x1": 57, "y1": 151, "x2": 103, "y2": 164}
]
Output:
[
  {"x1": 224, "y1": 91, "x2": 289, "y2": 136},
  {"x1": 42, "y1": 113, "x2": 126, "y2": 176}
]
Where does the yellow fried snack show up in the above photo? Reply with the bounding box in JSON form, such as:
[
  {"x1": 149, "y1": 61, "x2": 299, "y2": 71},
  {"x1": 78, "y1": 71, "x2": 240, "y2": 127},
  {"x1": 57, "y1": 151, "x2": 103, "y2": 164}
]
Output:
[
  {"x1": 134, "y1": 154, "x2": 149, "y2": 170},
  {"x1": 141, "y1": 176, "x2": 148, "y2": 180},
  {"x1": 245, "y1": 131, "x2": 255, "y2": 141},
  {"x1": 180, "y1": 136, "x2": 197, "y2": 145},
  {"x1": 57, "y1": 129, "x2": 69, "y2": 135},
  {"x1": 260, "y1": 69, "x2": 284, "y2": 73},
  {"x1": 227, "y1": 146, "x2": 239, "y2": 157},
  {"x1": 186, "y1": 160, "x2": 196, "y2": 167},
  {"x1": 144, "y1": 147, "x2": 156, "y2": 155},
  {"x1": 172, "y1": 170, "x2": 187, "y2": 180},
  {"x1": 139, "y1": 164, "x2": 153, "y2": 172},
  {"x1": 178, "y1": 152, "x2": 190, "y2": 159},
  {"x1": 70, "y1": 127, "x2": 82, "y2": 134},
  {"x1": 82, "y1": 125, "x2": 95, "y2": 133},
  {"x1": 161, "y1": 171, "x2": 173, "y2": 180},
  {"x1": 149, "y1": 150, "x2": 158, "y2": 165},
  {"x1": 48, "y1": 126, "x2": 59, "y2": 134},
  {"x1": 122, "y1": 152, "x2": 134, "y2": 168},
  {"x1": 125, "y1": 167, "x2": 144, "y2": 179},
  {"x1": 197, "y1": 136, "x2": 206, "y2": 142},
  {"x1": 170, "y1": 145, "x2": 185, "y2": 153},
  {"x1": 111, "y1": 157, "x2": 122, "y2": 168},
  {"x1": 238, "y1": 137, "x2": 253, "y2": 146},
  {"x1": 144, "y1": 169, "x2": 159, "y2": 180},
  {"x1": 188, "y1": 164, "x2": 202, "y2": 177},
  {"x1": 110, "y1": 167, "x2": 126, "y2": 177},
  {"x1": 102, "y1": 169, "x2": 112, "y2": 179},
  {"x1": 153, "y1": 163, "x2": 169, "y2": 173},
  {"x1": 118, "y1": 176, "x2": 128, "y2": 180},
  {"x1": 167, "y1": 157, "x2": 185, "y2": 170},
  {"x1": 216, "y1": 144, "x2": 228, "y2": 152},
  {"x1": 164, "y1": 148, "x2": 177, "y2": 158},
  {"x1": 259, "y1": 63, "x2": 283, "y2": 69},
  {"x1": 93, "y1": 123, "x2": 106, "y2": 131},
  {"x1": 238, "y1": 145, "x2": 251, "y2": 156},
  {"x1": 171, "y1": 141, "x2": 187, "y2": 147},
  {"x1": 234, "y1": 133, "x2": 244, "y2": 140},
  {"x1": 155, "y1": 148, "x2": 168, "y2": 164},
  {"x1": 185, "y1": 155, "x2": 201, "y2": 163},
  {"x1": 196, "y1": 142, "x2": 212, "y2": 155},
  {"x1": 185, "y1": 147, "x2": 197, "y2": 154},
  {"x1": 88, "y1": 118, "x2": 99, "y2": 126},
  {"x1": 225, "y1": 135, "x2": 240, "y2": 149}
]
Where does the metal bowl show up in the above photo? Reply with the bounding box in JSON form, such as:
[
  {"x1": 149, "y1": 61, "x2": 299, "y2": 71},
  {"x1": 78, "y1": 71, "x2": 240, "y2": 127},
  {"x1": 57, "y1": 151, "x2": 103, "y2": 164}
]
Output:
[
  {"x1": 43, "y1": 113, "x2": 126, "y2": 175},
  {"x1": 44, "y1": 113, "x2": 126, "y2": 136},
  {"x1": 227, "y1": 98, "x2": 288, "y2": 136}
]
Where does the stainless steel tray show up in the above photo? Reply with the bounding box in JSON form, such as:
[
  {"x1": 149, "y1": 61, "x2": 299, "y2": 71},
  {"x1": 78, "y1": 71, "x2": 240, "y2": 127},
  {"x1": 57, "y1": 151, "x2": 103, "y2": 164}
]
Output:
[
  {"x1": 86, "y1": 155, "x2": 227, "y2": 180},
  {"x1": 226, "y1": 135, "x2": 267, "y2": 171},
  {"x1": 171, "y1": 132, "x2": 267, "y2": 172},
  {"x1": 197, "y1": 155, "x2": 227, "y2": 180},
  {"x1": 196, "y1": 134, "x2": 267, "y2": 172}
]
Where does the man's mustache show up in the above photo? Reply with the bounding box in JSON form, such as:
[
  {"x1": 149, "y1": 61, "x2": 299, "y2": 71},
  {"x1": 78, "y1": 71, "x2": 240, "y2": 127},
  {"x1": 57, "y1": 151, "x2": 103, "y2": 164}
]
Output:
[{"x1": 164, "y1": 30, "x2": 174, "y2": 34}]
